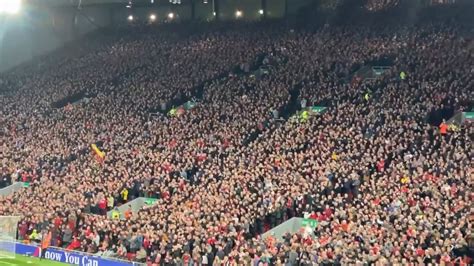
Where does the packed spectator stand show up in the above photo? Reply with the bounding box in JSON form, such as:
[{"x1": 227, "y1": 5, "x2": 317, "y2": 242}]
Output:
[{"x1": 0, "y1": 3, "x2": 473, "y2": 266}]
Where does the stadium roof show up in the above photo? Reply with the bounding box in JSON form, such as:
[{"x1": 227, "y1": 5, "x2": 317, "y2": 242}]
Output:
[{"x1": 28, "y1": 0, "x2": 188, "y2": 7}]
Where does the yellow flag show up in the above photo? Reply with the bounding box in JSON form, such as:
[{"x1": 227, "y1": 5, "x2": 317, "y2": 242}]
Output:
[{"x1": 91, "y1": 144, "x2": 105, "y2": 159}]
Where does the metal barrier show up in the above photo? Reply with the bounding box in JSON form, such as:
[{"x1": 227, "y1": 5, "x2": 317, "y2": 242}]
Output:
[
  {"x1": 107, "y1": 197, "x2": 157, "y2": 219},
  {"x1": 447, "y1": 111, "x2": 474, "y2": 127},
  {"x1": 261, "y1": 217, "x2": 316, "y2": 241},
  {"x1": 0, "y1": 182, "x2": 24, "y2": 197}
]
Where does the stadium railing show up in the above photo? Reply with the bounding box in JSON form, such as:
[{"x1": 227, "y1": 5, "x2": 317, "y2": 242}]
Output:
[
  {"x1": 261, "y1": 217, "x2": 317, "y2": 241},
  {"x1": 0, "y1": 182, "x2": 24, "y2": 197}
]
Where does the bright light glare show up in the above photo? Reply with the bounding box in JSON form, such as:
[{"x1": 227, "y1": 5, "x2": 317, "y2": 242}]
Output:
[
  {"x1": 0, "y1": 0, "x2": 21, "y2": 14},
  {"x1": 127, "y1": 15, "x2": 134, "y2": 21},
  {"x1": 235, "y1": 10, "x2": 242, "y2": 18},
  {"x1": 259, "y1": 9, "x2": 264, "y2": 15},
  {"x1": 149, "y1": 14, "x2": 156, "y2": 21},
  {"x1": 168, "y1": 12, "x2": 174, "y2": 19}
]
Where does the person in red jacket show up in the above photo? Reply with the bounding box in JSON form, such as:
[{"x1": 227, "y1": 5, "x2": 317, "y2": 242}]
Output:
[
  {"x1": 98, "y1": 197, "x2": 107, "y2": 215},
  {"x1": 66, "y1": 237, "x2": 81, "y2": 250},
  {"x1": 439, "y1": 120, "x2": 448, "y2": 135},
  {"x1": 376, "y1": 159, "x2": 385, "y2": 172}
]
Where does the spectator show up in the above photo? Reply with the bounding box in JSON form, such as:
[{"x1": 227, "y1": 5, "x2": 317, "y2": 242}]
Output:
[{"x1": 0, "y1": 9, "x2": 472, "y2": 265}]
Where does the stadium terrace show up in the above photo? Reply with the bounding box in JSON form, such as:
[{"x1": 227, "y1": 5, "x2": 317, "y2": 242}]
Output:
[{"x1": 0, "y1": 0, "x2": 473, "y2": 265}]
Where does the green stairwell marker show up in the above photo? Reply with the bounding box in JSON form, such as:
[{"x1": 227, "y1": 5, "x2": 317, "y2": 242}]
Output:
[
  {"x1": 301, "y1": 218, "x2": 318, "y2": 229},
  {"x1": 372, "y1": 66, "x2": 391, "y2": 76},
  {"x1": 310, "y1": 106, "x2": 327, "y2": 114},
  {"x1": 144, "y1": 198, "x2": 157, "y2": 205},
  {"x1": 291, "y1": 106, "x2": 327, "y2": 121},
  {"x1": 184, "y1": 101, "x2": 197, "y2": 110},
  {"x1": 465, "y1": 112, "x2": 474, "y2": 120}
]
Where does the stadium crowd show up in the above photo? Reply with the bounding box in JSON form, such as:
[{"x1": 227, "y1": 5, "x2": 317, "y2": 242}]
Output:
[{"x1": 0, "y1": 8, "x2": 473, "y2": 266}]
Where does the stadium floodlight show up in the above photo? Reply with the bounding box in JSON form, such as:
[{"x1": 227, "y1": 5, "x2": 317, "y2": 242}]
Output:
[
  {"x1": 149, "y1": 14, "x2": 156, "y2": 21},
  {"x1": 0, "y1": 0, "x2": 21, "y2": 14},
  {"x1": 127, "y1": 15, "x2": 134, "y2": 21},
  {"x1": 168, "y1": 12, "x2": 174, "y2": 19},
  {"x1": 235, "y1": 10, "x2": 242, "y2": 18},
  {"x1": 259, "y1": 9, "x2": 264, "y2": 15}
]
